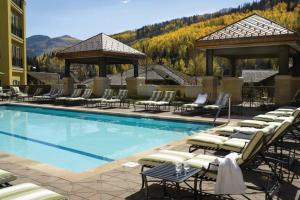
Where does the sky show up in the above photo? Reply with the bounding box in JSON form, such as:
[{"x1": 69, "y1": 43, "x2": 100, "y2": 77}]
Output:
[{"x1": 27, "y1": 0, "x2": 253, "y2": 40}]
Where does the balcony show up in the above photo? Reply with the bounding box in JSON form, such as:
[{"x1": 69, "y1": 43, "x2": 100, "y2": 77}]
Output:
[
  {"x1": 12, "y1": 57, "x2": 23, "y2": 68},
  {"x1": 11, "y1": 25, "x2": 23, "y2": 38},
  {"x1": 12, "y1": 0, "x2": 22, "y2": 9}
]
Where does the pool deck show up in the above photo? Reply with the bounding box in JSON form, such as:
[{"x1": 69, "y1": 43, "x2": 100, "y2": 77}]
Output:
[{"x1": 0, "y1": 101, "x2": 299, "y2": 199}]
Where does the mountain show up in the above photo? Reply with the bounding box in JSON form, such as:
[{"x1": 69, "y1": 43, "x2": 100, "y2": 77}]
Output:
[{"x1": 27, "y1": 35, "x2": 81, "y2": 58}]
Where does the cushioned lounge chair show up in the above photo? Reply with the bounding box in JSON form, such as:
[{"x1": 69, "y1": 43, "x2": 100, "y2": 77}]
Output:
[
  {"x1": 101, "y1": 89, "x2": 129, "y2": 108},
  {"x1": 146, "y1": 91, "x2": 176, "y2": 111},
  {"x1": 12, "y1": 86, "x2": 29, "y2": 101},
  {"x1": 35, "y1": 88, "x2": 64, "y2": 103},
  {"x1": 237, "y1": 107, "x2": 300, "y2": 129},
  {"x1": 185, "y1": 127, "x2": 278, "y2": 199},
  {"x1": 134, "y1": 91, "x2": 163, "y2": 111},
  {"x1": 55, "y1": 88, "x2": 82, "y2": 104},
  {"x1": 65, "y1": 89, "x2": 93, "y2": 105},
  {"x1": 33, "y1": 88, "x2": 57, "y2": 100},
  {"x1": 180, "y1": 93, "x2": 208, "y2": 113},
  {"x1": 0, "y1": 169, "x2": 17, "y2": 186},
  {"x1": 85, "y1": 89, "x2": 114, "y2": 107},
  {"x1": 0, "y1": 87, "x2": 10, "y2": 101},
  {"x1": 187, "y1": 123, "x2": 280, "y2": 153},
  {"x1": 202, "y1": 93, "x2": 231, "y2": 124},
  {"x1": 0, "y1": 183, "x2": 66, "y2": 200}
]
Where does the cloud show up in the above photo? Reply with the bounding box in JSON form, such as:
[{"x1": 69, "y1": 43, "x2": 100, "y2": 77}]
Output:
[{"x1": 121, "y1": 0, "x2": 131, "y2": 4}]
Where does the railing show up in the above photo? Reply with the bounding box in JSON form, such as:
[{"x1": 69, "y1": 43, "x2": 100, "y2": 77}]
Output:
[
  {"x1": 11, "y1": 25, "x2": 23, "y2": 38},
  {"x1": 242, "y1": 86, "x2": 275, "y2": 107},
  {"x1": 12, "y1": 0, "x2": 22, "y2": 8},
  {"x1": 12, "y1": 57, "x2": 23, "y2": 68}
]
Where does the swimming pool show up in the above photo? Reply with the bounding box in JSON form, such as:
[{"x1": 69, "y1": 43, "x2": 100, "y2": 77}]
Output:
[{"x1": 0, "y1": 105, "x2": 211, "y2": 172}]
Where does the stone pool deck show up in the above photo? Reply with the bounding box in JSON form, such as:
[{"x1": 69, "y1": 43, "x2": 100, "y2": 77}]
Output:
[{"x1": 0, "y1": 101, "x2": 299, "y2": 199}]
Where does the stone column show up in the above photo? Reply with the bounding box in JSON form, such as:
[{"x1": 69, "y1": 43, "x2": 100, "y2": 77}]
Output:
[
  {"x1": 274, "y1": 75, "x2": 293, "y2": 105},
  {"x1": 63, "y1": 77, "x2": 74, "y2": 96},
  {"x1": 93, "y1": 77, "x2": 110, "y2": 97},
  {"x1": 221, "y1": 77, "x2": 243, "y2": 104},
  {"x1": 63, "y1": 60, "x2": 74, "y2": 95},
  {"x1": 202, "y1": 76, "x2": 218, "y2": 102},
  {"x1": 126, "y1": 77, "x2": 145, "y2": 97}
]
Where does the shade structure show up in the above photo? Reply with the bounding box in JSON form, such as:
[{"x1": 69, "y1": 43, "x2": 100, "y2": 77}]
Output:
[
  {"x1": 195, "y1": 14, "x2": 300, "y2": 76},
  {"x1": 56, "y1": 33, "x2": 146, "y2": 78}
]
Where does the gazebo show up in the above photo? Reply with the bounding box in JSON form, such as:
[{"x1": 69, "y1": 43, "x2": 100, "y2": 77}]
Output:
[
  {"x1": 195, "y1": 14, "x2": 300, "y2": 105},
  {"x1": 57, "y1": 33, "x2": 146, "y2": 96}
]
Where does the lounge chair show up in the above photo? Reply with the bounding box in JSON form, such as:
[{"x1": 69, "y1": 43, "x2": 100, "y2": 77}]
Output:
[
  {"x1": 0, "y1": 169, "x2": 17, "y2": 186},
  {"x1": 133, "y1": 91, "x2": 163, "y2": 111},
  {"x1": 55, "y1": 88, "x2": 83, "y2": 104},
  {"x1": 34, "y1": 87, "x2": 64, "y2": 103},
  {"x1": 0, "y1": 87, "x2": 10, "y2": 101},
  {"x1": 65, "y1": 89, "x2": 93, "y2": 105},
  {"x1": 180, "y1": 93, "x2": 208, "y2": 113},
  {"x1": 139, "y1": 127, "x2": 279, "y2": 198},
  {"x1": 0, "y1": 183, "x2": 66, "y2": 199},
  {"x1": 187, "y1": 119, "x2": 291, "y2": 153},
  {"x1": 100, "y1": 89, "x2": 129, "y2": 108},
  {"x1": 202, "y1": 93, "x2": 231, "y2": 124},
  {"x1": 33, "y1": 87, "x2": 57, "y2": 100},
  {"x1": 237, "y1": 107, "x2": 300, "y2": 129},
  {"x1": 85, "y1": 89, "x2": 114, "y2": 107},
  {"x1": 11, "y1": 86, "x2": 28, "y2": 100},
  {"x1": 186, "y1": 127, "x2": 279, "y2": 199},
  {"x1": 146, "y1": 91, "x2": 176, "y2": 111}
]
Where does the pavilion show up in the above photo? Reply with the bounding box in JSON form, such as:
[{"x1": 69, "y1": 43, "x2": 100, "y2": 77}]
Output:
[
  {"x1": 195, "y1": 14, "x2": 300, "y2": 105},
  {"x1": 57, "y1": 33, "x2": 146, "y2": 96}
]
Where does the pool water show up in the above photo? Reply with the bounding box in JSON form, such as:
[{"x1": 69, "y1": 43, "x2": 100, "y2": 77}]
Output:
[{"x1": 0, "y1": 105, "x2": 211, "y2": 172}]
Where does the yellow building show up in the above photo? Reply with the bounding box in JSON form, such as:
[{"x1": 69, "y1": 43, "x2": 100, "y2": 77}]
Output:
[{"x1": 0, "y1": 0, "x2": 27, "y2": 86}]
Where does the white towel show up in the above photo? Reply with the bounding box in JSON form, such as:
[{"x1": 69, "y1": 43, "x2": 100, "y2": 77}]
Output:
[{"x1": 214, "y1": 153, "x2": 246, "y2": 195}]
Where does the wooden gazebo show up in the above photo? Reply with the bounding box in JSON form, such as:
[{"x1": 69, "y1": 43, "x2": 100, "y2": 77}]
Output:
[
  {"x1": 195, "y1": 14, "x2": 300, "y2": 105},
  {"x1": 57, "y1": 33, "x2": 146, "y2": 96}
]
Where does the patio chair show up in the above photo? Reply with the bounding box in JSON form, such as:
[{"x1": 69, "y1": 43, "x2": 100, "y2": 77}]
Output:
[
  {"x1": 55, "y1": 88, "x2": 83, "y2": 104},
  {"x1": 85, "y1": 89, "x2": 114, "y2": 107},
  {"x1": 180, "y1": 93, "x2": 208, "y2": 113},
  {"x1": 0, "y1": 169, "x2": 17, "y2": 186},
  {"x1": 146, "y1": 91, "x2": 176, "y2": 111},
  {"x1": 12, "y1": 86, "x2": 28, "y2": 100},
  {"x1": 65, "y1": 89, "x2": 93, "y2": 105},
  {"x1": 0, "y1": 87, "x2": 10, "y2": 101},
  {"x1": 133, "y1": 91, "x2": 163, "y2": 111},
  {"x1": 33, "y1": 87, "x2": 57, "y2": 100},
  {"x1": 0, "y1": 183, "x2": 66, "y2": 199},
  {"x1": 186, "y1": 127, "x2": 279, "y2": 199},
  {"x1": 100, "y1": 89, "x2": 129, "y2": 108},
  {"x1": 202, "y1": 93, "x2": 231, "y2": 124},
  {"x1": 34, "y1": 87, "x2": 64, "y2": 103},
  {"x1": 187, "y1": 119, "x2": 291, "y2": 154}
]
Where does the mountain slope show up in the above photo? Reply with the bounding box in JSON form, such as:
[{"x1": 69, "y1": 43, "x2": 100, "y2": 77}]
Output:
[{"x1": 27, "y1": 35, "x2": 81, "y2": 58}]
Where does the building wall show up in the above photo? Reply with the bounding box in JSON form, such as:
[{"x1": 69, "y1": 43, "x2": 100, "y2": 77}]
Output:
[{"x1": 0, "y1": 0, "x2": 27, "y2": 86}]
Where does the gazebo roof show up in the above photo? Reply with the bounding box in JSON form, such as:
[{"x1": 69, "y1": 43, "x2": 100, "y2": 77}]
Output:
[
  {"x1": 57, "y1": 33, "x2": 145, "y2": 60},
  {"x1": 196, "y1": 14, "x2": 300, "y2": 51}
]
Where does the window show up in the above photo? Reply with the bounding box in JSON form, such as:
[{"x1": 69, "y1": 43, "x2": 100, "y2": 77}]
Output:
[
  {"x1": 11, "y1": 12, "x2": 22, "y2": 38},
  {"x1": 12, "y1": 44, "x2": 22, "y2": 67}
]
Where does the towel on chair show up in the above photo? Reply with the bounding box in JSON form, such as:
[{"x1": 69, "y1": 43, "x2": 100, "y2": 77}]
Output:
[{"x1": 214, "y1": 152, "x2": 246, "y2": 195}]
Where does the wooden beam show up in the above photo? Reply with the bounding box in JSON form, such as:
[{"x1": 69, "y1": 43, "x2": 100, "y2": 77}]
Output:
[
  {"x1": 206, "y1": 49, "x2": 214, "y2": 76},
  {"x1": 98, "y1": 58, "x2": 107, "y2": 77},
  {"x1": 278, "y1": 45, "x2": 290, "y2": 75},
  {"x1": 133, "y1": 61, "x2": 139, "y2": 77},
  {"x1": 293, "y1": 53, "x2": 300, "y2": 76},
  {"x1": 64, "y1": 60, "x2": 71, "y2": 77}
]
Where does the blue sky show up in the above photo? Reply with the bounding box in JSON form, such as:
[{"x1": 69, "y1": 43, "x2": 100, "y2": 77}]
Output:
[{"x1": 27, "y1": 0, "x2": 253, "y2": 40}]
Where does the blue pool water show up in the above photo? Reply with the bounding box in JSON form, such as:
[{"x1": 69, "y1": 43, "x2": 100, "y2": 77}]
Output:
[{"x1": 0, "y1": 105, "x2": 211, "y2": 172}]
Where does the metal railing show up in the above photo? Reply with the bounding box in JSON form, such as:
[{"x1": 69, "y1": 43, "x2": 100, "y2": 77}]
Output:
[
  {"x1": 11, "y1": 25, "x2": 23, "y2": 38},
  {"x1": 242, "y1": 86, "x2": 275, "y2": 107},
  {"x1": 12, "y1": 0, "x2": 22, "y2": 8},
  {"x1": 12, "y1": 57, "x2": 23, "y2": 68}
]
